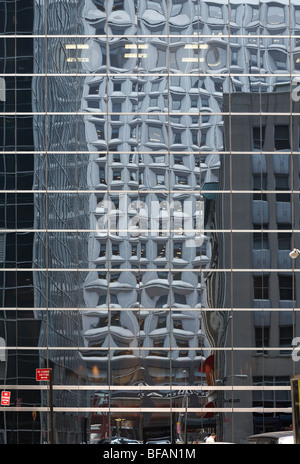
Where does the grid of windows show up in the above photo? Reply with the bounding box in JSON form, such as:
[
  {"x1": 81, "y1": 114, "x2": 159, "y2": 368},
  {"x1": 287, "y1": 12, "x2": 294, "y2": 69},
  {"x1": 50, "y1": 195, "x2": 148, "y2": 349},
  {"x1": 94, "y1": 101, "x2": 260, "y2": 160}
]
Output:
[{"x1": 1, "y1": 0, "x2": 300, "y2": 445}]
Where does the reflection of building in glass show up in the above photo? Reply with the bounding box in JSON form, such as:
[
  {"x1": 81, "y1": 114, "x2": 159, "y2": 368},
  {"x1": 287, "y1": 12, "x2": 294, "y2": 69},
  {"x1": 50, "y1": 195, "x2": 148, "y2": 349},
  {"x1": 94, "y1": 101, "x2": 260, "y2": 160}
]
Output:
[
  {"x1": 32, "y1": 0, "x2": 90, "y2": 444},
  {"x1": 2, "y1": 0, "x2": 300, "y2": 444},
  {"x1": 222, "y1": 91, "x2": 300, "y2": 442},
  {"x1": 81, "y1": 0, "x2": 214, "y2": 442},
  {"x1": 0, "y1": 0, "x2": 42, "y2": 444},
  {"x1": 78, "y1": 0, "x2": 300, "y2": 443}
]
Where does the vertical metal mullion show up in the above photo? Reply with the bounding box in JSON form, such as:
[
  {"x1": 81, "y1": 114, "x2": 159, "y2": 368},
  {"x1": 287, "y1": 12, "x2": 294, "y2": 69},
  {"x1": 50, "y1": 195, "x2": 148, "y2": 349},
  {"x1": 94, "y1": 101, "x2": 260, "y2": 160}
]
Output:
[
  {"x1": 166, "y1": 0, "x2": 173, "y2": 443},
  {"x1": 14, "y1": 0, "x2": 19, "y2": 444},
  {"x1": 136, "y1": 0, "x2": 143, "y2": 436},
  {"x1": 289, "y1": 0, "x2": 296, "y2": 379},
  {"x1": 227, "y1": 0, "x2": 234, "y2": 442},
  {"x1": 44, "y1": 0, "x2": 51, "y2": 444},
  {"x1": 105, "y1": 0, "x2": 111, "y2": 443}
]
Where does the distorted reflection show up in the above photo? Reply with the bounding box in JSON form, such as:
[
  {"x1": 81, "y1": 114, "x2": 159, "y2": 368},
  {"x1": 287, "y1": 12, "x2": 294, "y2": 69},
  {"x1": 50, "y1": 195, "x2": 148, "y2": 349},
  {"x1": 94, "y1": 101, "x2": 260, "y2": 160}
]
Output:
[{"x1": 1, "y1": 0, "x2": 300, "y2": 445}]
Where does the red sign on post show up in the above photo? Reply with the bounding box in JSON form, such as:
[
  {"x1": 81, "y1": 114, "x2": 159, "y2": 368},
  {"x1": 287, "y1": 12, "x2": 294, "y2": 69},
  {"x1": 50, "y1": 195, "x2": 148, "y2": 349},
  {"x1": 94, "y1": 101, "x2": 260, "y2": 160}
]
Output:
[
  {"x1": 1, "y1": 391, "x2": 11, "y2": 406},
  {"x1": 36, "y1": 368, "x2": 52, "y2": 381}
]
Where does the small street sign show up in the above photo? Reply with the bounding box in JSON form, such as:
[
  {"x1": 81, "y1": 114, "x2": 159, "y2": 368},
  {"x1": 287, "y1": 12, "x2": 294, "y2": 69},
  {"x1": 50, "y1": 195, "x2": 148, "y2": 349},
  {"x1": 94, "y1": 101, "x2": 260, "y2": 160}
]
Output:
[
  {"x1": 36, "y1": 368, "x2": 52, "y2": 381},
  {"x1": 1, "y1": 391, "x2": 11, "y2": 406}
]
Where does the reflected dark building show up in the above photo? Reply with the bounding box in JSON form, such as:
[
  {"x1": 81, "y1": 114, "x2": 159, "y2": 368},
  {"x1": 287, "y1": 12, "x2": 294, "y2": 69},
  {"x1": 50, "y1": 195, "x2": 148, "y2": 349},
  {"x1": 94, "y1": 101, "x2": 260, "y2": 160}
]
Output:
[
  {"x1": 32, "y1": 0, "x2": 91, "y2": 444},
  {"x1": 1, "y1": 0, "x2": 300, "y2": 445},
  {"x1": 0, "y1": 0, "x2": 42, "y2": 444},
  {"x1": 221, "y1": 90, "x2": 300, "y2": 441}
]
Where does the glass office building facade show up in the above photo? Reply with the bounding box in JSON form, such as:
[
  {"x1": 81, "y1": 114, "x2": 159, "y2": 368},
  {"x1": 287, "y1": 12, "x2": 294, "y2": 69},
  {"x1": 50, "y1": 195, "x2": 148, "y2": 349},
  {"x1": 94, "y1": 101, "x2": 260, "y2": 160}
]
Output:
[{"x1": 1, "y1": 0, "x2": 300, "y2": 444}]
